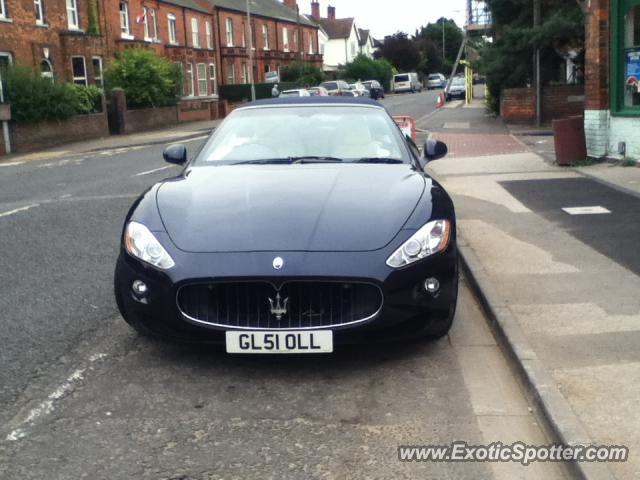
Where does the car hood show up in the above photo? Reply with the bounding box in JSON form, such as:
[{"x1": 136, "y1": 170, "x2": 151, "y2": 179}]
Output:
[{"x1": 156, "y1": 164, "x2": 426, "y2": 253}]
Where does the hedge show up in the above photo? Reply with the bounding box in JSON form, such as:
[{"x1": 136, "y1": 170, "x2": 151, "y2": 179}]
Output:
[{"x1": 219, "y1": 82, "x2": 298, "y2": 102}]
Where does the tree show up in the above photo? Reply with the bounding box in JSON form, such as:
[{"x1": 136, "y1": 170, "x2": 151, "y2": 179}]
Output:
[
  {"x1": 415, "y1": 18, "x2": 464, "y2": 72},
  {"x1": 280, "y1": 62, "x2": 325, "y2": 86},
  {"x1": 375, "y1": 32, "x2": 421, "y2": 73},
  {"x1": 344, "y1": 55, "x2": 394, "y2": 91},
  {"x1": 105, "y1": 48, "x2": 182, "y2": 108}
]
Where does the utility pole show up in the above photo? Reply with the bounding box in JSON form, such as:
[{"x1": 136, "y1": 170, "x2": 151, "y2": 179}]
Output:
[
  {"x1": 442, "y1": 18, "x2": 446, "y2": 61},
  {"x1": 246, "y1": 0, "x2": 256, "y2": 101},
  {"x1": 533, "y1": 0, "x2": 541, "y2": 127}
]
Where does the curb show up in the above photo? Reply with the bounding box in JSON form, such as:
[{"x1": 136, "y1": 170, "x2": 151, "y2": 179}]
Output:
[{"x1": 458, "y1": 236, "x2": 616, "y2": 480}]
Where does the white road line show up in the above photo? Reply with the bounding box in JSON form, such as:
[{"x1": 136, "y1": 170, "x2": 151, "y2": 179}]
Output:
[
  {"x1": 132, "y1": 165, "x2": 175, "y2": 177},
  {"x1": 562, "y1": 206, "x2": 611, "y2": 215},
  {"x1": 6, "y1": 353, "x2": 107, "y2": 441},
  {"x1": 0, "y1": 203, "x2": 40, "y2": 218},
  {"x1": 0, "y1": 161, "x2": 25, "y2": 167}
]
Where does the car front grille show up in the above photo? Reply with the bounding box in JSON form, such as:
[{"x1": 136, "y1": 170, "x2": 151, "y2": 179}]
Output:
[{"x1": 177, "y1": 281, "x2": 383, "y2": 330}]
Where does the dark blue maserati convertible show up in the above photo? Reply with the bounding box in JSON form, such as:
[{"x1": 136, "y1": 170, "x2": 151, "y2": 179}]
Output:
[{"x1": 114, "y1": 97, "x2": 457, "y2": 353}]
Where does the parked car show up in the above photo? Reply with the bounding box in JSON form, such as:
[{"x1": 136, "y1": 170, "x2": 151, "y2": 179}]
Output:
[
  {"x1": 349, "y1": 83, "x2": 369, "y2": 97},
  {"x1": 307, "y1": 86, "x2": 329, "y2": 96},
  {"x1": 427, "y1": 73, "x2": 446, "y2": 90},
  {"x1": 393, "y1": 72, "x2": 422, "y2": 93},
  {"x1": 114, "y1": 97, "x2": 457, "y2": 352},
  {"x1": 445, "y1": 77, "x2": 466, "y2": 101},
  {"x1": 320, "y1": 80, "x2": 351, "y2": 96},
  {"x1": 279, "y1": 89, "x2": 311, "y2": 98},
  {"x1": 362, "y1": 80, "x2": 385, "y2": 99}
]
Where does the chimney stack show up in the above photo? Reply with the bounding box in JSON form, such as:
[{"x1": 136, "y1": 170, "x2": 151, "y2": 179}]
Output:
[
  {"x1": 283, "y1": 0, "x2": 297, "y2": 9},
  {"x1": 311, "y1": 1, "x2": 320, "y2": 20},
  {"x1": 327, "y1": 5, "x2": 335, "y2": 19}
]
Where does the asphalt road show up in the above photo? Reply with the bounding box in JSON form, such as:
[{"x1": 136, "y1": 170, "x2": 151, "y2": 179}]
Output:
[{"x1": 0, "y1": 93, "x2": 565, "y2": 479}]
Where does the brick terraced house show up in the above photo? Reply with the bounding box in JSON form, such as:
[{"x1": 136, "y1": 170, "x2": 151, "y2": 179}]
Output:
[
  {"x1": 584, "y1": 0, "x2": 640, "y2": 159},
  {"x1": 214, "y1": 0, "x2": 322, "y2": 84}
]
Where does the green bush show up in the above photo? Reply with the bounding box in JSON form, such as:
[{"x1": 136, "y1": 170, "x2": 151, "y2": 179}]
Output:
[
  {"x1": 73, "y1": 84, "x2": 104, "y2": 114},
  {"x1": 3, "y1": 65, "x2": 83, "y2": 122},
  {"x1": 280, "y1": 62, "x2": 325, "y2": 86},
  {"x1": 219, "y1": 82, "x2": 298, "y2": 102},
  {"x1": 344, "y1": 55, "x2": 394, "y2": 92},
  {"x1": 105, "y1": 48, "x2": 182, "y2": 108}
]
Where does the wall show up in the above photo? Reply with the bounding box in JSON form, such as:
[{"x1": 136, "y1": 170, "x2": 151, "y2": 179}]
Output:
[
  {"x1": 500, "y1": 85, "x2": 585, "y2": 124},
  {"x1": 10, "y1": 112, "x2": 109, "y2": 153},
  {"x1": 124, "y1": 106, "x2": 178, "y2": 134}
]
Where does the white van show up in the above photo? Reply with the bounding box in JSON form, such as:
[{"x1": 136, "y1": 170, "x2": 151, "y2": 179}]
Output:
[{"x1": 393, "y1": 72, "x2": 422, "y2": 93}]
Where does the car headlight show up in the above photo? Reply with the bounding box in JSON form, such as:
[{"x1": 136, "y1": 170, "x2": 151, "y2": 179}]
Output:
[
  {"x1": 124, "y1": 221, "x2": 175, "y2": 270},
  {"x1": 386, "y1": 220, "x2": 451, "y2": 268}
]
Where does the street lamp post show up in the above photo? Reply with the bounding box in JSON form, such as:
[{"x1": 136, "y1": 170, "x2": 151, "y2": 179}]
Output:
[
  {"x1": 442, "y1": 18, "x2": 446, "y2": 61},
  {"x1": 246, "y1": 0, "x2": 256, "y2": 101}
]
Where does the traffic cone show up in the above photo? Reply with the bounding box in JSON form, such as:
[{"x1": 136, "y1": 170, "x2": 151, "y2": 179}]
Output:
[{"x1": 436, "y1": 92, "x2": 445, "y2": 109}]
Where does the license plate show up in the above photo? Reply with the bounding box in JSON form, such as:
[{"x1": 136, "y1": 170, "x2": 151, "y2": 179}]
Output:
[{"x1": 225, "y1": 330, "x2": 333, "y2": 354}]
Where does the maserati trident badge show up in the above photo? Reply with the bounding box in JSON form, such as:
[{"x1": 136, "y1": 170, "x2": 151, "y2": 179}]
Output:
[
  {"x1": 272, "y1": 256, "x2": 284, "y2": 270},
  {"x1": 268, "y1": 293, "x2": 289, "y2": 320}
]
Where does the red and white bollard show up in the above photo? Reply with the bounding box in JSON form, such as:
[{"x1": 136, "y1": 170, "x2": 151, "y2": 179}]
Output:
[{"x1": 436, "y1": 92, "x2": 445, "y2": 109}]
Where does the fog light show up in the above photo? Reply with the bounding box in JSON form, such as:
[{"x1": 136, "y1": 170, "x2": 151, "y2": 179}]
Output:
[
  {"x1": 132, "y1": 280, "x2": 148, "y2": 295},
  {"x1": 424, "y1": 277, "x2": 440, "y2": 294}
]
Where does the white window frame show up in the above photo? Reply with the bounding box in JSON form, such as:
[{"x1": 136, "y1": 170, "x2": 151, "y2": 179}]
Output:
[
  {"x1": 227, "y1": 63, "x2": 235, "y2": 83},
  {"x1": 226, "y1": 18, "x2": 233, "y2": 46},
  {"x1": 92, "y1": 56, "x2": 103, "y2": 86},
  {"x1": 205, "y1": 21, "x2": 212, "y2": 49},
  {"x1": 185, "y1": 62, "x2": 194, "y2": 96},
  {"x1": 34, "y1": 0, "x2": 45, "y2": 25},
  {"x1": 143, "y1": 7, "x2": 157, "y2": 41},
  {"x1": 293, "y1": 30, "x2": 298, "y2": 51},
  {"x1": 0, "y1": 53, "x2": 13, "y2": 103},
  {"x1": 0, "y1": 0, "x2": 7, "y2": 20},
  {"x1": 119, "y1": 0, "x2": 131, "y2": 38},
  {"x1": 71, "y1": 56, "x2": 87, "y2": 85},
  {"x1": 283, "y1": 27, "x2": 289, "y2": 52},
  {"x1": 308, "y1": 32, "x2": 313, "y2": 54},
  {"x1": 191, "y1": 18, "x2": 199, "y2": 47},
  {"x1": 209, "y1": 63, "x2": 217, "y2": 95},
  {"x1": 196, "y1": 63, "x2": 207, "y2": 96},
  {"x1": 66, "y1": 0, "x2": 79, "y2": 30},
  {"x1": 262, "y1": 24, "x2": 269, "y2": 50},
  {"x1": 241, "y1": 62, "x2": 247, "y2": 84},
  {"x1": 168, "y1": 13, "x2": 177, "y2": 45},
  {"x1": 143, "y1": 7, "x2": 150, "y2": 40},
  {"x1": 40, "y1": 59, "x2": 53, "y2": 80}
]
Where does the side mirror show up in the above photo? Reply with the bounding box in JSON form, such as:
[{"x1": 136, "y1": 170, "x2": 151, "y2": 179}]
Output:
[
  {"x1": 423, "y1": 139, "x2": 448, "y2": 162},
  {"x1": 163, "y1": 143, "x2": 187, "y2": 165}
]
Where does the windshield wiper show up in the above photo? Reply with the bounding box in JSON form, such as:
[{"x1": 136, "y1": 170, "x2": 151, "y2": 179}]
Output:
[
  {"x1": 355, "y1": 158, "x2": 404, "y2": 164},
  {"x1": 229, "y1": 159, "x2": 294, "y2": 165},
  {"x1": 289, "y1": 156, "x2": 344, "y2": 164}
]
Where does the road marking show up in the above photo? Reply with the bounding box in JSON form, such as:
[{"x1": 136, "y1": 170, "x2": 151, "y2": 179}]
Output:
[
  {"x1": 0, "y1": 203, "x2": 40, "y2": 218},
  {"x1": 6, "y1": 353, "x2": 107, "y2": 441},
  {"x1": 443, "y1": 122, "x2": 470, "y2": 129},
  {"x1": 0, "y1": 161, "x2": 25, "y2": 167},
  {"x1": 562, "y1": 206, "x2": 611, "y2": 215},
  {"x1": 132, "y1": 165, "x2": 175, "y2": 177}
]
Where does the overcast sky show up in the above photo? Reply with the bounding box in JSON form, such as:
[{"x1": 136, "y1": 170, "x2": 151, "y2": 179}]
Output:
[{"x1": 300, "y1": 1, "x2": 468, "y2": 39}]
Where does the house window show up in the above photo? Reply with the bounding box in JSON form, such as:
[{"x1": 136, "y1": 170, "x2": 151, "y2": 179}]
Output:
[
  {"x1": 185, "y1": 63, "x2": 194, "y2": 96},
  {"x1": 308, "y1": 32, "x2": 314, "y2": 54},
  {"x1": 66, "y1": 0, "x2": 79, "y2": 30},
  {"x1": 209, "y1": 63, "x2": 217, "y2": 95},
  {"x1": 241, "y1": 62, "x2": 247, "y2": 84},
  {"x1": 226, "y1": 18, "x2": 234, "y2": 46},
  {"x1": 143, "y1": 7, "x2": 157, "y2": 41},
  {"x1": 242, "y1": 22, "x2": 246, "y2": 47},
  {"x1": 227, "y1": 63, "x2": 235, "y2": 83},
  {"x1": 119, "y1": 1, "x2": 131, "y2": 37},
  {"x1": 191, "y1": 18, "x2": 200, "y2": 47},
  {"x1": 174, "y1": 61, "x2": 184, "y2": 95},
  {"x1": 320, "y1": 43, "x2": 325, "y2": 55},
  {"x1": 40, "y1": 59, "x2": 53, "y2": 80},
  {"x1": 168, "y1": 13, "x2": 177, "y2": 44},
  {"x1": 92, "y1": 56, "x2": 103, "y2": 86},
  {"x1": 196, "y1": 63, "x2": 207, "y2": 95},
  {"x1": 283, "y1": 28, "x2": 289, "y2": 51},
  {"x1": 34, "y1": 0, "x2": 44, "y2": 25},
  {"x1": 613, "y1": 0, "x2": 640, "y2": 112},
  {"x1": 71, "y1": 56, "x2": 87, "y2": 85},
  {"x1": 293, "y1": 31, "x2": 298, "y2": 51},
  {"x1": 262, "y1": 25, "x2": 269, "y2": 50},
  {"x1": 0, "y1": 0, "x2": 7, "y2": 20},
  {"x1": 205, "y1": 21, "x2": 212, "y2": 49},
  {"x1": 351, "y1": 41, "x2": 356, "y2": 56}
]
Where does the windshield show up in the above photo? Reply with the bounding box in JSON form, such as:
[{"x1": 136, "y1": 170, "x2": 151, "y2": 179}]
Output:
[
  {"x1": 452, "y1": 78, "x2": 465, "y2": 86},
  {"x1": 196, "y1": 106, "x2": 411, "y2": 165},
  {"x1": 394, "y1": 74, "x2": 410, "y2": 83},
  {"x1": 428, "y1": 75, "x2": 440, "y2": 80},
  {"x1": 321, "y1": 82, "x2": 338, "y2": 90}
]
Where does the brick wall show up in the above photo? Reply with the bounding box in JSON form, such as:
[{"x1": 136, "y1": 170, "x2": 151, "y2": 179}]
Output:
[
  {"x1": 124, "y1": 106, "x2": 178, "y2": 134},
  {"x1": 10, "y1": 112, "x2": 109, "y2": 152},
  {"x1": 584, "y1": 0, "x2": 610, "y2": 110},
  {"x1": 501, "y1": 85, "x2": 585, "y2": 124}
]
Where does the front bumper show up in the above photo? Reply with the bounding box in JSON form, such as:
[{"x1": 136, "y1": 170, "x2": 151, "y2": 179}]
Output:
[{"x1": 114, "y1": 242, "x2": 458, "y2": 344}]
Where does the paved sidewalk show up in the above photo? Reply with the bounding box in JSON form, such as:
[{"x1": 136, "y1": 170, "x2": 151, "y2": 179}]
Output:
[
  {"x1": 0, "y1": 119, "x2": 221, "y2": 164},
  {"x1": 425, "y1": 100, "x2": 640, "y2": 479}
]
